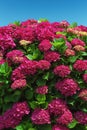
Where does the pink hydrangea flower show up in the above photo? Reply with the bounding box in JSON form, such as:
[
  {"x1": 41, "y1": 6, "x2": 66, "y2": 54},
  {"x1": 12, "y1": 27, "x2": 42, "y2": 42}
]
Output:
[
  {"x1": 21, "y1": 19, "x2": 38, "y2": 28},
  {"x1": 73, "y1": 45, "x2": 85, "y2": 51},
  {"x1": 74, "y1": 111, "x2": 87, "y2": 124},
  {"x1": 38, "y1": 39, "x2": 52, "y2": 52},
  {"x1": 52, "y1": 124, "x2": 69, "y2": 130},
  {"x1": 83, "y1": 73, "x2": 87, "y2": 83},
  {"x1": 12, "y1": 101, "x2": 30, "y2": 117},
  {"x1": 31, "y1": 108, "x2": 51, "y2": 124},
  {"x1": 65, "y1": 41, "x2": 72, "y2": 49},
  {"x1": 3, "y1": 109, "x2": 21, "y2": 129},
  {"x1": 65, "y1": 49, "x2": 75, "y2": 57},
  {"x1": 60, "y1": 20, "x2": 70, "y2": 28},
  {"x1": 71, "y1": 38, "x2": 85, "y2": 46},
  {"x1": 48, "y1": 99, "x2": 67, "y2": 115},
  {"x1": 11, "y1": 67, "x2": 26, "y2": 81},
  {"x1": 0, "y1": 34, "x2": 16, "y2": 51},
  {"x1": 55, "y1": 78, "x2": 80, "y2": 96},
  {"x1": 52, "y1": 22, "x2": 64, "y2": 32},
  {"x1": 35, "y1": 21, "x2": 54, "y2": 41},
  {"x1": 56, "y1": 109, "x2": 73, "y2": 125},
  {"x1": 19, "y1": 60, "x2": 38, "y2": 75},
  {"x1": 44, "y1": 51, "x2": 60, "y2": 62},
  {"x1": 11, "y1": 79, "x2": 27, "y2": 89},
  {"x1": 0, "y1": 116, "x2": 4, "y2": 130},
  {"x1": 36, "y1": 86, "x2": 48, "y2": 94},
  {"x1": 6, "y1": 50, "x2": 24, "y2": 64},
  {"x1": 3, "y1": 102, "x2": 30, "y2": 129},
  {"x1": 78, "y1": 89, "x2": 87, "y2": 101},
  {"x1": 19, "y1": 27, "x2": 35, "y2": 42},
  {"x1": 73, "y1": 60, "x2": 87, "y2": 72},
  {"x1": 54, "y1": 65, "x2": 71, "y2": 77},
  {"x1": 37, "y1": 60, "x2": 51, "y2": 70}
]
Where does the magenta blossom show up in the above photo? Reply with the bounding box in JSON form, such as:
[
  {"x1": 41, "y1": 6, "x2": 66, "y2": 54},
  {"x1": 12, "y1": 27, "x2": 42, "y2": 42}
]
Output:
[
  {"x1": 36, "y1": 86, "x2": 48, "y2": 94},
  {"x1": 54, "y1": 65, "x2": 71, "y2": 77},
  {"x1": 55, "y1": 78, "x2": 80, "y2": 96},
  {"x1": 38, "y1": 39, "x2": 52, "y2": 52},
  {"x1": 31, "y1": 108, "x2": 51, "y2": 124},
  {"x1": 11, "y1": 79, "x2": 27, "y2": 89},
  {"x1": 44, "y1": 51, "x2": 60, "y2": 62}
]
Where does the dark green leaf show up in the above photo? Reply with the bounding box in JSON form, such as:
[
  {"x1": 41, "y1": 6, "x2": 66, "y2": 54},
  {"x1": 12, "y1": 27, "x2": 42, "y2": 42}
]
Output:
[{"x1": 25, "y1": 90, "x2": 33, "y2": 100}]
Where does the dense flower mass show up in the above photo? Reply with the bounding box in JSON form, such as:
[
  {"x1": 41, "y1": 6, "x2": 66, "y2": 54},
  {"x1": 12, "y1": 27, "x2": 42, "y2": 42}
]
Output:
[
  {"x1": 1, "y1": 19, "x2": 87, "y2": 130},
  {"x1": 56, "y1": 109, "x2": 73, "y2": 125},
  {"x1": 48, "y1": 99, "x2": 67, "y2": 115},
  {"x1": 54, "y1": 65, "x2": 71, "y2": 77},
  {"x1": 0, "y1": 102, "x2": 30, "y2": 129},
  {"x1": 31, "y1": 108, "x2": 51, "y2": 124},
  {"x1": 55, "y1": 79, "x2": 80, "y2": 96},
  {"x1": 74, "y1": 111, "x2": 87, "y2": 124}
]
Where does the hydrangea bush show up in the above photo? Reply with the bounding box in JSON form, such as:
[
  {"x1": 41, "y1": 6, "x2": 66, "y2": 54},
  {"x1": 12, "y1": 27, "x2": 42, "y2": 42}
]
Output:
[{"x1": 0, "y1": 19, "x2": 87, "y2": 130}]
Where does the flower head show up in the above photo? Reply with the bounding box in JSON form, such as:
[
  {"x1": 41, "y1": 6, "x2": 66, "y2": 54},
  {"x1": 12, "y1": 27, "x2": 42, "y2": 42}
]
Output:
[
  {"x1": 48, "y1": 99, "x2": 67, "y2": 115},
  {"x1": 54, "y1": 65, "x2": 71, "y2": 77},
  {"x1": 31, "y1": 108, "x2": 51, "y2": 124},
  {"x1": 38, "y1": 39, "x2": 52, "y2": 52},
  {"x1": 74, "y1": 111, "x2": 87, "y2": 124},
  {"x1": 44, "y1": 51, "x2": 60, "y2": 62},
  {"x1": 52, "y1": 125, "x2": 69, "y2": 130},
  {"x1": 71, "y1": 38, "x2": 85, "y2": 46},
  {"x1": 11, "y1": 79, "x2": 27, "y2": 89},
  {"x1": 36, "y1": 86, "x2": 48, "y2": 94},
  {"x1": 73, "y1": 60, "x2": 87, "y2": 72},
  {"x1": 78, "y1": 89, "x2": 87, "y2": 101},
  {"x1": 55, "y1": 78, "x2": 80, "y2": 96},
  {"x1": 56, "y1": 109, "x2": 73, "y2": 125}
]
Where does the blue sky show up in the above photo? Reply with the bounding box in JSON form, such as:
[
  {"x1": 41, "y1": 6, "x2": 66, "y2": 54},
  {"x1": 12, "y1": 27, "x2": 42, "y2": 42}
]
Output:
[{"x1": 0, "y1": 0, "x2": 87, "y2": 26}]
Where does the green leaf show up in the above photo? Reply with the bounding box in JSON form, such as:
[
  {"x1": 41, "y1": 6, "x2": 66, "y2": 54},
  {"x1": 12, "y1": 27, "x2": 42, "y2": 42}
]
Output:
[
  {"x1": 38, "y1": 18, "x2": 48, "y2": 23},
  {"x1": 36, "y1": 94, "x2": 46, "y2": 102},
  {"x1": 0, "y1": 62, "x2": 12, "y2": 76},
  {"x1": 36, "y1": 78, "x2": 46, "y2": 86},
  {"x1": 13, "y1": 21, "x2": 20, "y2": 26},
  {"x1": 68, "y1": 119, "x2": 78, "y2": 128},
  {"x1": 68, "y1": 56, "x2": 78, "y2": 63},
  {"x1": 52, "y1": 38, "x2": 65, "y2": 49},
  {"x1": 28, "y1": 128, "x2": 37, "y2": 130},
  {"x1": 69, "y1": 22, "x2": 78, "y2": 28},
  {"x1": 15, "y1": 125, "x2": 24, "y2": 130},
  {"x1": 42, "y1": 72, "x2": 49, "y2": 80},
  {"x1": 38, "y1": 124, "x2": 51, "y2": 130},
  {"x1": 29, "y1": 101, "x2": 38, "y2": 109}
]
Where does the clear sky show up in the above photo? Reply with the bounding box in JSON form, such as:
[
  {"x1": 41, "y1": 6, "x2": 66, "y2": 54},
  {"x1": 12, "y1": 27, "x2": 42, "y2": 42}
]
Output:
[{"x1": 0, "y1": 0, "x2": 87, "y2": 26}]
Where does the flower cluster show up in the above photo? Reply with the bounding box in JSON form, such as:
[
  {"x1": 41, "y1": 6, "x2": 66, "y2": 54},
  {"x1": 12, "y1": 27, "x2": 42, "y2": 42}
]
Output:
[
  {"x1": 31, "y1": 108, "x2": 51, "y2": 124},
  {"x1": 55, "y1": 78, "x2": 80, "y2": 96},
  {"x1": 74, "y1": 111, "x2": 87, "y2": 124},
  {"x1": 54, "y1": 65, "x2": 71, "y2": 77},
  {"x1": 0, "y1": 102, "x2": 30, "y2": 129},
  {"x1": 1, "y1": 19, "x2": 87, "y2": 130}
]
